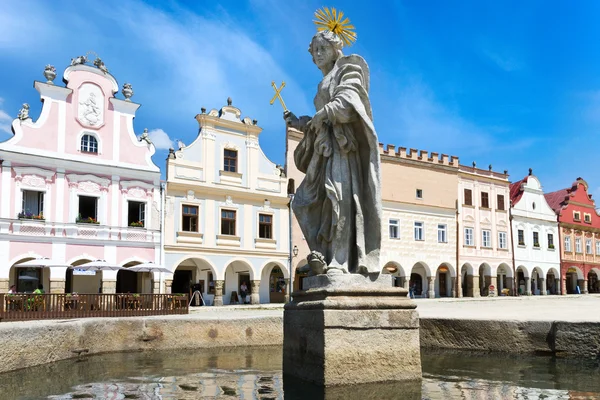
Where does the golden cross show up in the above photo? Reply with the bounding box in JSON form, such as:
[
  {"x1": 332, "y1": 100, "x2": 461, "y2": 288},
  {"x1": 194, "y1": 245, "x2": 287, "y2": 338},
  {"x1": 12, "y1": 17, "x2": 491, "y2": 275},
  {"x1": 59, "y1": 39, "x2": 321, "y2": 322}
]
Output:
[{"x1": 270, "y1": 81, "x2": 287, "y2": 111}]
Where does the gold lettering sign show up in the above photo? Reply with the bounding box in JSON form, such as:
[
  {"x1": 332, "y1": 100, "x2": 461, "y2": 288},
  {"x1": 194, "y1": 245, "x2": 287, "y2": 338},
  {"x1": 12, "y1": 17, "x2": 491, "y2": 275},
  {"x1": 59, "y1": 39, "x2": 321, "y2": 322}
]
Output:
[{"x1": 567, "y1": 267, "x2": 577, "y2": 273}]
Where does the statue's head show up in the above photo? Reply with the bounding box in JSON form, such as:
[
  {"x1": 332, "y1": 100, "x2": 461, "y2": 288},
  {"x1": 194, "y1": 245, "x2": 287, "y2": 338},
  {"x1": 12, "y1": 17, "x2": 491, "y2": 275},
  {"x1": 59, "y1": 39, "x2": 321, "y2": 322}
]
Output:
[{"x1": 308, "y1": 30, "x2": 344, "y2": 70}]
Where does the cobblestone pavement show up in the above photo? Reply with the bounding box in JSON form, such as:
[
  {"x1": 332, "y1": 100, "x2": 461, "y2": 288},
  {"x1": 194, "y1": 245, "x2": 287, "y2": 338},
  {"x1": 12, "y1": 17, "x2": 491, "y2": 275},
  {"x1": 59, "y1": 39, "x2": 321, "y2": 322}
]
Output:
[{"x1": 186, "y1": 294, "x2": 600, "y2": 322}]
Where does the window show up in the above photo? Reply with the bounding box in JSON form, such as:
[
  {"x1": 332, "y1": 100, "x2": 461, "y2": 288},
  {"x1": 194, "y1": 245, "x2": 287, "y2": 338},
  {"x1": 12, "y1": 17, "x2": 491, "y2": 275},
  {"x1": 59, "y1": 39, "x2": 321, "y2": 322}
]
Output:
[
  {"x1": 482, "y1": 230, "x2": 491, "y2": 248},
  {"x1": 81, "y1": 134, "x2": 98, "y2": 154},
  {"x1": 533, "y1": 232, "x2": 539, "y2": 247},
  {"x1": 497, "y1": 194, "x2": 505, "y2": 211},
  {"x1": 437, "y1": 224, "x2": 447, "y2": 243},
  {"x1": 574, "y1": 211, "x2": 581, "y2": 221},
  {"x1": 481, "y1": 192, "x2": 489, "y2": 208},
  {"x1": 499, "y1": 232, "x2": 507, "y2": 249},
  {"x1": 464, "y1": 228, "x2": 474, "y2": 246},
  {"x1": 389, "y1": 219, "x2": 399, "y2": 239},
  {"x1": 575, "y1": 237, "x2": 582, "y2": 253},
  {"x1": 464, "y1": 189, "x2": 472, "y2": 206},
  {"x1": 259, "y1": 214, "x2": 273, "y2": 239},
  {"x1": 221, "y1": 209, "x2": 236, "y2": 235},
  {"x1": 77, "y1": 195, "x2": 98, "y2": 222},
  {"x1": 596, "y1": 241, "x2": 600, "y2": 255},
  {"x1": 518, "y1": 229, "x2": 525, "y2": 246},
  {"x1": 207, "y1": 272, "x2": 215, "y2": 294},
  {"x1": 548, "y1": 233, "x2": 554, "y2": 249},
  {"x1": 414, "y1": 221, "x2": 424, "y2": 241},
  {"x1": 182, "y1": 205, "x2": 198, "y2": 232},
  {"x1": 416, "y1": 189, "x2": 423, "y2": 199},
  {"x1": 20, "y1": 190, "x2": 44, "y2": 218},
  {"x1": 586, "y1": 239, "x2": 593, "y2": 254},
  {"x1": 564, "y1": 236, "x2": 571, "y2": 252},
  {"x1": 224, "y1": 149, "x2": 238, "y2": 173},
  {"x1": 584, "y1": 213, "x2": 592, "y2": 223},
  {"x1": 127, "y1": 201, "x2": 145, "y2": 227}
]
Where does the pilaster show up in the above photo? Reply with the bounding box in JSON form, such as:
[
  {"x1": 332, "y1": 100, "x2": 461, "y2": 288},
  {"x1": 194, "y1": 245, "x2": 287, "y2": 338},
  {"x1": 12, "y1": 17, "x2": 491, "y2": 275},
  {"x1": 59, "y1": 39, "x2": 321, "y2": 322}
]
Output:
[
  {"x1": 251, "y1": 280, "x2": 260, "y2": 304},
  {"x1": 213, "y1": 280, "x2": 224, "y2": 306}
]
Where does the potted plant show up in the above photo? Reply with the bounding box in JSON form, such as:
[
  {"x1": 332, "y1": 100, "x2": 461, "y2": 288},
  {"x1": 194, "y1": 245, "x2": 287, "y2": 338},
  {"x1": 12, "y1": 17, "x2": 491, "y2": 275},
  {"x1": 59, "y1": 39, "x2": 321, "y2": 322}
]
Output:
[
  {"x1": 18, "y1": 211, "x2": 45, "y2": 221},
  {"x1": 76, "y1": 214, "x2": 100, "y2": 224},
  {"x1": 129, "y1": 221, "x2": 144, "y2": 228},
  {"x1": 548, "y1": 244, "x2": 555, "y2": 249},
  {"x1": 533, "y1": 242, "x2": 540, "y2": 248}
]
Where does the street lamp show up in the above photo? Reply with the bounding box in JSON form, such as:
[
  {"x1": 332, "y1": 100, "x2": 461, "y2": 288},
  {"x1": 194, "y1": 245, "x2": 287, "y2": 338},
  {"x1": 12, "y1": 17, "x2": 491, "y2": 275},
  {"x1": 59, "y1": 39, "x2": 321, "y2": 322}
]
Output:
[{"x1": 293, "y1": 245, "x2": 298, "y2": 258}]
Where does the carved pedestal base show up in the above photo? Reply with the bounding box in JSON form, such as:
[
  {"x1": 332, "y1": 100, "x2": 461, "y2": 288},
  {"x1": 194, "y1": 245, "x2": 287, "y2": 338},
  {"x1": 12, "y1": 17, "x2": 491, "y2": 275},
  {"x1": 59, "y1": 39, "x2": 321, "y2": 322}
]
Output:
[{"x1": 283, "y1": 274, "x2": 422, "y2": 390}]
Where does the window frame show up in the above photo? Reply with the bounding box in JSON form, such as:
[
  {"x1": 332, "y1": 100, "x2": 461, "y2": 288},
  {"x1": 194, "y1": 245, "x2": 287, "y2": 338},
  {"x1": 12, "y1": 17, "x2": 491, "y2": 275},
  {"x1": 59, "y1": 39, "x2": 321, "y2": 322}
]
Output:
[
  {"x1": 221, "y1": 209, "x2": 237, "y2": 236},
  {"x1": 517, "y1": 229, "x2": 525, "y2": 246},
  {"x1": 413, "y1": 221, "x2": 424, "y2": 241},
  {"x1": 389, "y1": 219, "x2": 400, "y2": 239},
  {"x1": 497, "y1": 194, "x2": 505, "y2": 211},
  {"x1": 258, "y1": 213, "x2": 273, "y2": 239},
  {"x1": 223, "y1": 149, "x2": 238, "y2": 173},
  {"x1": 181, "y1": 204, "x2": 199, "y2": 232},
  {"x1": 21, "y1": 190, "x2": 45, "y2": 218},
  {"x1": 586, "y1": 238, "x2": 593, "y2": 255},
  {"x1": 464, "y1": 227, "x2": 474, "y2": 246},
  {"x1": 482, "y1": 229, "x2": 492, "y2": 248},
  {"x1": 596, "y1": 240, "x2": 600, "y2": 255},
  {"x1": 437, "y1": 224, "x2": 447, "y2": 243},
  {"x1": 573, "y1": 211, "x2": 581, "y2": 222},
  {"x1": 481, "y1": 191, "x2": 489, "y2": 208},
  {"x1": 464, "y1": 189, "x2": 473, "y2": 206},
  {"x1": 564, "y1": 236, "x2": 572, "y2": 252},
  {"x1": 533, "y1": 231, "x2": 540, "y2": 248},
  {"x1": 415, "y1": 189, "x2": 423, "y2": 199},
  {"x1": 498, "y1": 231, "x2": 507, "y2": 249},
  {"x1": 584, "y1": 213, "x2": 592, "y2": 224},
  {"x1": 547, "y1": 233, "x2": 554, "y2": 249},
  {"x1": 575, "y1": 237, "x2": 582, "y2": 254},
  {"x1": 127, "y1": 200, "x2": 146, "y2": 227},
  {"x1": 80, "y1": 134, "x2": 99, "y2": 154}
]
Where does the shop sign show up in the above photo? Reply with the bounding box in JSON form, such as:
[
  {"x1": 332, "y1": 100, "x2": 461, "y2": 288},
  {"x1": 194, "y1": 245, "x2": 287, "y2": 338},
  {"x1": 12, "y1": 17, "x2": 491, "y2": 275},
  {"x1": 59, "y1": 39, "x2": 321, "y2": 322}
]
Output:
[{"x1": 567, "y1": 267, "x2": 578, "y2": 273}]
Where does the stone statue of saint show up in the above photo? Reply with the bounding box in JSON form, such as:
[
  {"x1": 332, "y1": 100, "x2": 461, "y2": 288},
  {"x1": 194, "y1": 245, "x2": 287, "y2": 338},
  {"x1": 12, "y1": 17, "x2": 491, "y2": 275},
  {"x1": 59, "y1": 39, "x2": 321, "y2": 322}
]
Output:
[{"x1": 284, "y1": 30, "x2": 382, "y2": 275}]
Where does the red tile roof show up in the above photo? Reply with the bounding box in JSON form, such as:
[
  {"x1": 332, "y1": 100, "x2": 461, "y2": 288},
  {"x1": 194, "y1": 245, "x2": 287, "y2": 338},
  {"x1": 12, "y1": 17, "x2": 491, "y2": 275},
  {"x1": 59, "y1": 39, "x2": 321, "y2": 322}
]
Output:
[
  {"x1": 509, "y1": 176, "x2": 528, "y2": 206},
  {"x1": 544, "y1": 188, "x2": 570, "y2": 214}
]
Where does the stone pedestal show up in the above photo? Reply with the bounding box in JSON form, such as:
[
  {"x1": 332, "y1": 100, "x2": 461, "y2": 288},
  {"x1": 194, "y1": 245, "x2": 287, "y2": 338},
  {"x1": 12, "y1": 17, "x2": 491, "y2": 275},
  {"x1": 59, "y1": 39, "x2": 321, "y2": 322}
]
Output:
[
  {"x1": 283, "y1": 274, "x2": 421, "y2": 387},
  {"x1": 427, "y1": 276, "x2": 435, "y2": 298},
  {"x1": 213, "y1": 280, "x2": 224, "y2": 306},
  {"x1": 250, "y1": 280, "x2": 260, "y2": 304},
  {"x1": 101, "y1": 280, "x2": 116, "y2": 294}
]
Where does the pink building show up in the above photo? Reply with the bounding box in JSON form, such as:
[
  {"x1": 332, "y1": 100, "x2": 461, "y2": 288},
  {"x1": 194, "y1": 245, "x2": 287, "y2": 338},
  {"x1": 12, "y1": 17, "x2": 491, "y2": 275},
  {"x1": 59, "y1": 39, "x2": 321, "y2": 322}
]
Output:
[{"x1": 0, "y1": 58, "x2": 161, "y2": 294}]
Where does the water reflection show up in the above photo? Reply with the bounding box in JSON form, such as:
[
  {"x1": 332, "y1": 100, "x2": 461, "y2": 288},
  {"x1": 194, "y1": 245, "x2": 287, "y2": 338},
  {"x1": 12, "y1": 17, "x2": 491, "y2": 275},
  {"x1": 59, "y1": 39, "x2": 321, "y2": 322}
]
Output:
[{"x1": 0, "y1": 347, "x2": 598, "y2": 399}]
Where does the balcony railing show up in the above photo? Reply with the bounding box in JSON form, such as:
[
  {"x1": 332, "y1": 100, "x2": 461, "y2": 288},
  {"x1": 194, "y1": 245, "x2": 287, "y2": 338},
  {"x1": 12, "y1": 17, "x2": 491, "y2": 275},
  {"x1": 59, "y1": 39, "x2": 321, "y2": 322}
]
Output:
[
  {"x1": 0, "y1": 219, "x2": 159, "y2": 242},
  {"x1": 0, "y1": 293, "x2": 188, "y2": 321}
]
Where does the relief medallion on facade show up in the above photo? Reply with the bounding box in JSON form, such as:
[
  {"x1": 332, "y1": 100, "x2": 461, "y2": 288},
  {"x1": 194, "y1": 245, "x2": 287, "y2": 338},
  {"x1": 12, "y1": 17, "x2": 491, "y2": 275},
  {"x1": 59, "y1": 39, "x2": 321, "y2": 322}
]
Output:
[{"x1": 78, "y1": 83, "x2": 104, "y2": 128}]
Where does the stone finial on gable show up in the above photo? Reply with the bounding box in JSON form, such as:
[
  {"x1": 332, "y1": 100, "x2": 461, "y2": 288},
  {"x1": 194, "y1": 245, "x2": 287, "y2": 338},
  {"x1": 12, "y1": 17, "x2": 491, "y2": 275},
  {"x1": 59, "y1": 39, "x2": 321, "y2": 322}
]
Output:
[
  {"x1": 227, "y1": 97, "x2": 233, "y2": 106},
  {"x1": 122, "y1": 83, "x2": 133, "y2": 101},
  {"x1": 43, "y1": 65, "x2": 56, "y2": 84}
]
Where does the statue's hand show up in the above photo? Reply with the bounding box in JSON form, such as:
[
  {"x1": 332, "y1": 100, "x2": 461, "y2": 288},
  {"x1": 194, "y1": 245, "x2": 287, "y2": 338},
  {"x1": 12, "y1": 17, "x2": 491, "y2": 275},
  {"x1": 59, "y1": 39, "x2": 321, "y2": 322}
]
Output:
[
  {"x1": 306, "y1": 108, "x2": 327, "y2": 133},
  {"x1": 283, "y1": 110, "x2": 299, "y2": 127}
]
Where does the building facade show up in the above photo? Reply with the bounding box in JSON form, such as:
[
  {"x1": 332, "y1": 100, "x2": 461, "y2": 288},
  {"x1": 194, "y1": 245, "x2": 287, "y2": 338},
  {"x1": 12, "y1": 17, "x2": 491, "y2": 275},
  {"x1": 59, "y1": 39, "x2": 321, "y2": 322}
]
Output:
[
  {"x1": 509, "y1": 171, "x2": 561, "y2": 295},
  {"x1": 457, "y1": 164, "x2": 513, "y2": 297},
  {"x1": 0, "y1": 59, "x2": 161, "y2": 294},
  {"x1": 378, "y1": 144, "x2": 459, "y2": 298},
  {"x1": 545, "y1": 178, "x2": 600, "y2": 295},
  {"x1": 163, "y1": 99, "x2": 290, "y2": 306}
]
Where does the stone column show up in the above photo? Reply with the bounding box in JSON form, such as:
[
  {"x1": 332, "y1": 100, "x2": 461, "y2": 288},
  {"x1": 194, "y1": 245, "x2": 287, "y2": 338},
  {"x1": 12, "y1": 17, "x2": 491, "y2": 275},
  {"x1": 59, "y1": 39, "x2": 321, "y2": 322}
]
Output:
[
  {"x1": 540, "y1": 278, "x2": 547, "y2": 295},
  {"x1": 561, "y1": 278, "x2": 567, "y2": 295},
  {"x1": 583, "y1": 279, "x2": 588, "y2": 294},
  {"x1": 427, "y1": 276, "x2": 435, "y2": 298},
  {"x1": 555, "y1": 278, "x2": 561, "y2": 295},
  {"x1": 165, "y1": 279, "x2": 173, "y2": 294},
  {"x1": 213, "y1": 280, "x2": 224, "y2": 306},
  {"x1": 250, "y1": 280, "x2": 260, "y2": 304},
  {"x1": 456, "y1": 273, "x2": 462, "y2": 298},
  {"x1": 490, "y1": 276, "x2": 498, "y2": 297},
  {"x1": 472, "y1": 275, "x2": 480, "y2": 298},
  {"x1": 0, "y1": 278, "x2": 8, "y2": 293},
  {"x1": 506, "y1": 279, "x2": 514, "y2": 296},
  {"x1": 284, "y1": 278, "x2": 290, "y2": 303},
  {"x1": 451, "y1": 277, "x2": 456, "y2": 298},
  {"x1": 49, "y1": 279, "x2": 65, "y2": 294},
  {"x1": 102, "y1": 280, "x2": 116, "y2": 294},
  {"x1": 525, "y1": 277, "x2": 532, "y2": 295}
]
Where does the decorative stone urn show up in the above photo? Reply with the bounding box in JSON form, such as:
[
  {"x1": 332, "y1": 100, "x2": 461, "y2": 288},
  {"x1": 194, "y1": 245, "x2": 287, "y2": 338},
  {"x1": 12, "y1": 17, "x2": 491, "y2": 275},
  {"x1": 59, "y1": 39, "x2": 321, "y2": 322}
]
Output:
[
  {"x1": 122, "y1": 83, "x2": 134, "y2": 101},
  {"x1": 43, "y1": 65, "x2": 56, "y2": 84}
]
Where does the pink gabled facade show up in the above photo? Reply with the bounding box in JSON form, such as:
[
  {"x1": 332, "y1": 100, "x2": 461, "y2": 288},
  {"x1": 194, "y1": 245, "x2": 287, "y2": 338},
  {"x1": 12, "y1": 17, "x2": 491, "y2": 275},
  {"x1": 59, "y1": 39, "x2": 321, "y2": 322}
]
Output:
[{"x1": 0, "y1": 59, "x2": 161, "y2": 294}]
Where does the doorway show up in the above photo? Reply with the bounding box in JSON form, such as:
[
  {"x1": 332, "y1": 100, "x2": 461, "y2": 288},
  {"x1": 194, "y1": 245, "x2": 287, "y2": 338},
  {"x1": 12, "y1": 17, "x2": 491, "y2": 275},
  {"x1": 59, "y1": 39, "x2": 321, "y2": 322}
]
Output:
[
  {"x1": 116, "y1": 269, "x2": 137, "y2": 293},
  {"x1": 172, "y1": 269, "x2": 192, "y2": 297},
  {"x1": 439, "y1": 273, "x2": 447, "y2": 297}
]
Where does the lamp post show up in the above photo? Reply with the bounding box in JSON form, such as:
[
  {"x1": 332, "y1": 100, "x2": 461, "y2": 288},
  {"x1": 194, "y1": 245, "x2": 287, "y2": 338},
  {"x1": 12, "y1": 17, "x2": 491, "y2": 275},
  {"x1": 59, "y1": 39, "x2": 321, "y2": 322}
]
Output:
[{"x1": 288, "y1": 193, "x2": 295, "y2": 302}]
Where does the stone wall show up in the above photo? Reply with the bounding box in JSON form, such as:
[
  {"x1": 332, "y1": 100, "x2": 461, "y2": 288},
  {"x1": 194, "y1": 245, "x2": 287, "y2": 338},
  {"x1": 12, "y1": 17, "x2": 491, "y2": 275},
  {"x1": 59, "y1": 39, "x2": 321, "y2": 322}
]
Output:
[{"x1": 0, "y1": 315, "x2": 282, "y2": 374}]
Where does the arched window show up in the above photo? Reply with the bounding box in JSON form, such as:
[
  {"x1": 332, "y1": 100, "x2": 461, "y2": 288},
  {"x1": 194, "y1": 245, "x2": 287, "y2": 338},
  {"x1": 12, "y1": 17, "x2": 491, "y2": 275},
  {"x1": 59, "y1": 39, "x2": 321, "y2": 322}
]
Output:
[{"x1": 81, "y1": 134, "x2": 98, "y2": 154}]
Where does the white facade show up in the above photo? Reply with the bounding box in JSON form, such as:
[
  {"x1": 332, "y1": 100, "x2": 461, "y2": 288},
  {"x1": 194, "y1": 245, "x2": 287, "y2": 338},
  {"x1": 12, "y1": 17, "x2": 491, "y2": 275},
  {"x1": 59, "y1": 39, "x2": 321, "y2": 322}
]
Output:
[
  {"x1": 164, "y1": 100, "x2": 289, "y2": 306},
  {"x1": 458, "y1": 165, "x2": 513, "y2": 297},
  {"x1": 510, "y1": 174, "x2": 561, "y2": 295}
]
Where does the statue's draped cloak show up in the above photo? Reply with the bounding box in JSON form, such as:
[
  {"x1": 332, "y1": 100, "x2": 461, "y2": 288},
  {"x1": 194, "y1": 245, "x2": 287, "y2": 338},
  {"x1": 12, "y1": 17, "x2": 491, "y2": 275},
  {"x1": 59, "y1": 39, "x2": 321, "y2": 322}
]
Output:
[{"x1": 293, "y1": 54, "x2": 382, "y2": 274}]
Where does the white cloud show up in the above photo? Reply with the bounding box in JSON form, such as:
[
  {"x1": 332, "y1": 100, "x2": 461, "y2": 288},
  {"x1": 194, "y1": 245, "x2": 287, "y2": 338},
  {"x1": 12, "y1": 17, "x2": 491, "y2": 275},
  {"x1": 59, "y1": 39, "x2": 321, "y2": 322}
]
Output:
[
  {"x1": 146, "y1": 128, "x2": 173, "y2": 150},
  {"x1": 482, "y1": 48, "x2": 522, "y2": 72},
  {"x1": 0, "y1": 97, "x2": 12, "y2": 135}
]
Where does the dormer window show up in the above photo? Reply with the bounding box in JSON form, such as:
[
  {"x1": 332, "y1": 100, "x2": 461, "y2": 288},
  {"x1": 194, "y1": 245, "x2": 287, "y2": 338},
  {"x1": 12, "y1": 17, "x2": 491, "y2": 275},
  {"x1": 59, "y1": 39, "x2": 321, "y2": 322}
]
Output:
[
  {"x1": 224, "y1": 149, "x2": 237, "y2": 173},
  {"x1": 573, "y1": 211, "x2": 581, "y2": 222},
  {"x1": 81, "y1": 134, "x2": 98, "y2": 154},
  {"x1": 584, "y1": 213, "x2": 592, "y2": 224}
]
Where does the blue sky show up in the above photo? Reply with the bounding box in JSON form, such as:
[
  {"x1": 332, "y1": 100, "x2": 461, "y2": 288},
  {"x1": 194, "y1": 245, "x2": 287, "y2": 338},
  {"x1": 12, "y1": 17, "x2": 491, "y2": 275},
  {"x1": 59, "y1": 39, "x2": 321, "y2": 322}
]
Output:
[{"x1": 2, "y1": 1, "x2": 600, "y2": 197}]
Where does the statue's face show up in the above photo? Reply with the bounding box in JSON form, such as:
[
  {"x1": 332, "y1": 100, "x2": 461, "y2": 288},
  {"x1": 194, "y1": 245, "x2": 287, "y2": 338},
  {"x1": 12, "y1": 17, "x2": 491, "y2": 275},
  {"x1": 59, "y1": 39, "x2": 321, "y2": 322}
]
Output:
[{"x1": 312, "y1": 37, "x2": 336, "y2": 69}]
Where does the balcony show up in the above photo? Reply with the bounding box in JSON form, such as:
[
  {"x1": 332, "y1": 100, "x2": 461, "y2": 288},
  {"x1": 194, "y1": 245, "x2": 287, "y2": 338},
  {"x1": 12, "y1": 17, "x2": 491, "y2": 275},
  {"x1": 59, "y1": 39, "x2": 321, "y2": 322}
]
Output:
[{"x1": 3, "y1": 218, "x2": 159, "y2": 243}]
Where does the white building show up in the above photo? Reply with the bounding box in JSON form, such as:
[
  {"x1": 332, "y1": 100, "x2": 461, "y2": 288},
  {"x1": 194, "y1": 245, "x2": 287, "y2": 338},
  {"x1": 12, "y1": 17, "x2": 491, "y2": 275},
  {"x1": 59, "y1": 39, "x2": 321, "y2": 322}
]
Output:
[
  {"x1": 510, "y1": 170, "x2": 561, "y2": 295},
  {"x1": 458, "y1": 164, "x2": 513, "y2": 297},
  {"x1": 163, "y1": 99, "x2": 290, "y2": 306}
]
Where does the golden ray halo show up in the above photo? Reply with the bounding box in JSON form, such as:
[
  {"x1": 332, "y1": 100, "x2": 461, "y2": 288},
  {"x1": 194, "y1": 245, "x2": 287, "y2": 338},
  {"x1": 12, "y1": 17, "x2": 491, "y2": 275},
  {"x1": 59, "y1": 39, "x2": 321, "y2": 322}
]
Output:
[{"x1": 313, "y1": 7, "x2": 357, "y2": 47}]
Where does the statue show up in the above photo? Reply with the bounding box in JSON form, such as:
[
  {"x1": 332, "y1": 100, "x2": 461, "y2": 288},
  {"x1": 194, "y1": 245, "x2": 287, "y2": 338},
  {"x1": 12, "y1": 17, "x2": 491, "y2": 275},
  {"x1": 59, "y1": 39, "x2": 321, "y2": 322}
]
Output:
[
  {"x1": 70, "y1": 55, "x2": 87, "y2": 66},
  {"x1": 17, "y1": 103, "x2": 30, "y2": 121},
  {"x1": 93, "y1": 57, "x2": 109, "y2": 74},
  {"x1": 139, "y1": 128, "x2": 152, "y2": 144},
  {"x1": 284, "y1": 23, "x2": 382, "y2": 275},
  {"x1": 122, "y1": 83, "x2": 134, "y2": 101}
]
